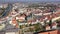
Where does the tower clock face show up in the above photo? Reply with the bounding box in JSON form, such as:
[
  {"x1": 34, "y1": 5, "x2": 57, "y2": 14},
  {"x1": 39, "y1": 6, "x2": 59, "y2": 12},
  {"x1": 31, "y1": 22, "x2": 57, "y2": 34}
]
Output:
[{"x1": 0, "y1": 24, "x2": 5, "y2": 30}]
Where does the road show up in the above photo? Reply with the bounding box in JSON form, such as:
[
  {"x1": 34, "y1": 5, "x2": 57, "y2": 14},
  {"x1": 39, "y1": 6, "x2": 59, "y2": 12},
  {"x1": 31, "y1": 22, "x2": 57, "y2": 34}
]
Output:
[{"x1": 0, "y1": 4, "x2": 12, "y2": 18}]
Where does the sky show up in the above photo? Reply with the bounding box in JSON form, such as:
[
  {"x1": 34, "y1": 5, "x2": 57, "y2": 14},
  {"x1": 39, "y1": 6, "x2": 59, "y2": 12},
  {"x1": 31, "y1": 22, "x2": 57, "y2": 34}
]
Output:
[{"x1": 0, "y1": 0, "x2": 60, "y2": 3}]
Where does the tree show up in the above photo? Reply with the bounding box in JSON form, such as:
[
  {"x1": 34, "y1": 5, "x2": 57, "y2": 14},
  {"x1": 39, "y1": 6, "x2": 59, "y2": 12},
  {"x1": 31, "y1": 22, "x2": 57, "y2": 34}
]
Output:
[
  {"x1": 28, "y1": 4, "x2": 40, "y2": 8},
  {"x1": 34, "y1": 23, "x2": 43, "y2": 32},
  {"x1": 49, "y1": 19, "x2": 52, "y2": 26}
]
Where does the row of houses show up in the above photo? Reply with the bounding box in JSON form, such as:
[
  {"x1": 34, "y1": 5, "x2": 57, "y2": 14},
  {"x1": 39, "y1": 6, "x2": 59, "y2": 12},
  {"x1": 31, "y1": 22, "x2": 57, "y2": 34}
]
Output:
[{"x1": 0, "y1": 3, "x2": 60, "y2": 34}]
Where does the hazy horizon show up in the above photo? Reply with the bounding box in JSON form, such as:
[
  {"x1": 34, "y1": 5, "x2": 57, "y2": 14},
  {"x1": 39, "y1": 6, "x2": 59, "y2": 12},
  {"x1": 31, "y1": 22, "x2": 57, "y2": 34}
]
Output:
[{"x1": 0, "y1": 0, "x2": 60, "y2": 3}]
